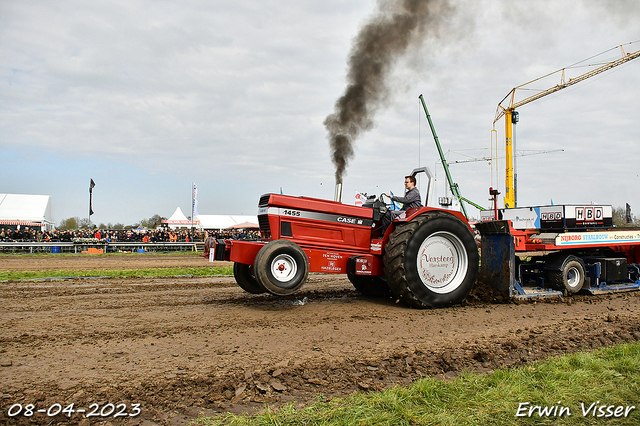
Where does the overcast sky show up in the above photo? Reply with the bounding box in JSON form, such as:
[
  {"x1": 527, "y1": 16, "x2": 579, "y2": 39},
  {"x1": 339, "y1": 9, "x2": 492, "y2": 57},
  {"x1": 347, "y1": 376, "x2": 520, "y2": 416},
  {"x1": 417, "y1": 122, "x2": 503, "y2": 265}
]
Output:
[{"x1": 2, "y1": 0, "x2": 639, "y2": 226}]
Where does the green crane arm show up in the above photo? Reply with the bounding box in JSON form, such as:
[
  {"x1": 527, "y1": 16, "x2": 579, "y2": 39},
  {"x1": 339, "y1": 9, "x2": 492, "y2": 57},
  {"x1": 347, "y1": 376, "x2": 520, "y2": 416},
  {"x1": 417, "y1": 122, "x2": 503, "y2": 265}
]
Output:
[
  {"x1": 459, "y1": 196, "x2": 486, "y2": 212},
  {"x1": 419, "y1": 94, "x2": 486, "y2": 218}
]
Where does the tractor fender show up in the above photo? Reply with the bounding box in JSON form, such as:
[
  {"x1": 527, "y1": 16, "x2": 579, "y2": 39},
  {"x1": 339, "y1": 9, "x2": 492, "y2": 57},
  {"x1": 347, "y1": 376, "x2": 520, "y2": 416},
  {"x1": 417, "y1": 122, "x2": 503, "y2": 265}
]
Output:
[
  {"x1": 402, "y1": 207, "x2": 469, "y2": 228},
  {"x1": 382, "y1": 207, "x2": 471, "y2": 243}
]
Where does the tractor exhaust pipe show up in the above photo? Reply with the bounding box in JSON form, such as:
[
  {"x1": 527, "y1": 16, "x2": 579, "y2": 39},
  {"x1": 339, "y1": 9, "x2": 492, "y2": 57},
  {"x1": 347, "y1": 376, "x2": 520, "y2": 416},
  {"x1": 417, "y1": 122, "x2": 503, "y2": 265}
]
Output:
[{"x1": 334, "y1": 182, "x2": 342, "y2": 203}]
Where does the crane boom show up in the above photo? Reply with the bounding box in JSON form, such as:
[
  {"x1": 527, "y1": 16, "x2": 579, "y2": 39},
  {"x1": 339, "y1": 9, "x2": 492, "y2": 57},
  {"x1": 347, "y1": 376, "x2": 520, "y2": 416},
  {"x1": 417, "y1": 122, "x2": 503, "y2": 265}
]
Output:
[
  {"x1": 495, "y1": 46, "x2": 640, "y2": 123},
  {"x1": 493, "y1": 43, "x2": 640, "y2": 208},
  {"x1": 448, "y1": 149, "x2": 564, "y2": 165}
]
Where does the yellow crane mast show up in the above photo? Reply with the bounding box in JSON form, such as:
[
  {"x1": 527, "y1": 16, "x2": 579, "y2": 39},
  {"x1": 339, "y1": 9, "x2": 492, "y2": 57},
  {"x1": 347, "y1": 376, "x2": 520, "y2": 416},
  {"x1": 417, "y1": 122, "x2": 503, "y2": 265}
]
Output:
[{"x1": 494, "y1": 42, "x2": 640, "y2": 208}]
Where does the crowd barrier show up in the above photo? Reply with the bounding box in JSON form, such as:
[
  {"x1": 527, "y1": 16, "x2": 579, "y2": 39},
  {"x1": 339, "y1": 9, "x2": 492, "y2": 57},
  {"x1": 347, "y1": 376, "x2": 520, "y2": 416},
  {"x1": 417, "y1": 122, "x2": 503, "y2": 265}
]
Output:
[{"x1": 0, "y1": 241, "x2": 205, "y2": 254}]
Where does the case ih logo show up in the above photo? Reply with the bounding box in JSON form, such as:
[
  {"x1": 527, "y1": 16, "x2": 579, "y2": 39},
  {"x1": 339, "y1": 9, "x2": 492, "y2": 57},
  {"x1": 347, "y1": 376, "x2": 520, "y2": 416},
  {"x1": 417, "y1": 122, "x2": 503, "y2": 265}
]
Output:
[
  {"x1": 337, "y1": 216, "x2": 365, "y2": 225},
  {"x1": 576, "y1": 207, "x2": 603, "y2": 222}
]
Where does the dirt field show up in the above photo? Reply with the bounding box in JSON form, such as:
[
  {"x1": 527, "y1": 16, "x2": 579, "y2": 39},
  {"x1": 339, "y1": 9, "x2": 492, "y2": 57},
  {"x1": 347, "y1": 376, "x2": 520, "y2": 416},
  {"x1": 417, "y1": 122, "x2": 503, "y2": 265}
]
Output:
[{"x1": 1, "y1": 254, "x2": 640, "y2": 425}]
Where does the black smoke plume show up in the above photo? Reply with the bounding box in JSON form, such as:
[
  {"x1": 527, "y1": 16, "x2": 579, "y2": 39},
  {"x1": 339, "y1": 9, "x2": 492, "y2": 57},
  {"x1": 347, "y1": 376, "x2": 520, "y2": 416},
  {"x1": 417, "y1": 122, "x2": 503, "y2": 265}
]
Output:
[{"x1": 325, "y1": 0, "x2": 454, "y2": 184}]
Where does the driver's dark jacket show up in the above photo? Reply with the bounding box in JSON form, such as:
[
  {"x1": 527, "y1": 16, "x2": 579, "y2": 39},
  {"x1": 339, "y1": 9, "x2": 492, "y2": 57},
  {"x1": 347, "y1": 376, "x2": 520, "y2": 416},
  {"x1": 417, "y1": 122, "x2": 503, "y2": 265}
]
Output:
[{"x1": 390, "y1": 187, "x2": 422, "y2": 211}]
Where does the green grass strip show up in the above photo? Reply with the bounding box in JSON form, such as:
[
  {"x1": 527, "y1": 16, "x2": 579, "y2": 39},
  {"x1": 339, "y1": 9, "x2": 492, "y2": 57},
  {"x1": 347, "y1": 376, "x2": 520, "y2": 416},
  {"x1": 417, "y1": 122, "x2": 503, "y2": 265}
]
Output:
[
  {"x1": 0, "y1": 266, "x2": 233, "y2": 281},
  {"x1": 193, "y1": 342, "x2": 640, "y2": 426}
]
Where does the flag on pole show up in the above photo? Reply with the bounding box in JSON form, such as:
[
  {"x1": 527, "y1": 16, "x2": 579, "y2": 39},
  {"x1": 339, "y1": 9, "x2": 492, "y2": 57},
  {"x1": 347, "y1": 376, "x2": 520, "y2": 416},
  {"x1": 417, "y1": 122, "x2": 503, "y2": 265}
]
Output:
[
  {"x1": 192, "y1": 183, "x2": 199, "y2": 218},
  {"x1": 89, "y1": 179, "x2": 95, "y2": 216}
]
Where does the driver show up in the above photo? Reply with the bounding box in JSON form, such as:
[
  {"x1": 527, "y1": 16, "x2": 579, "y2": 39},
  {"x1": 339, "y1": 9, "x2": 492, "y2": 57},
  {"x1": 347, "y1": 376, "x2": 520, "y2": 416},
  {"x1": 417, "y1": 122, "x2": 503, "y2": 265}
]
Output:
[{"x1": 380, "y1": 175, "x2": 422, "y2": 233}]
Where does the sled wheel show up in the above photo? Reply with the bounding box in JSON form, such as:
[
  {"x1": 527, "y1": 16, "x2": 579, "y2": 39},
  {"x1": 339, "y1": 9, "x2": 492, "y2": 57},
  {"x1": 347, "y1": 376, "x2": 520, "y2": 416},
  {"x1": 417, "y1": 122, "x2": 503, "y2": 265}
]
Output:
[
  {"x1": 254, "y1": 240, "x2": 309, "y2": 295},
  {"x1": 347, "y1": 273, "x2": 392, "y2": 298},
  {"x1": 383, "y1": 211, "x2": 479, "y2": 308},
  {"x1": 233, "y1": 262, "x2": 266, "y2": 294},
  {"x1": 548, "y1": 255, "x2": 585, "y2": 294}
]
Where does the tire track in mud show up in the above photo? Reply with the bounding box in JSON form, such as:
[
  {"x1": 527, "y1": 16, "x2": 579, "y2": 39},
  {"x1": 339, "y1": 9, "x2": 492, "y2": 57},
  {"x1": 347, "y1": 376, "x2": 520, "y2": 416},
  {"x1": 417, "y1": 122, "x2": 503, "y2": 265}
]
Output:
[
  {"x1": 1, "y1": 276, "x2": 361, "y2": 349},
  {"x1": 0, "y1": 275, "x2": 358, "y2": 312}
]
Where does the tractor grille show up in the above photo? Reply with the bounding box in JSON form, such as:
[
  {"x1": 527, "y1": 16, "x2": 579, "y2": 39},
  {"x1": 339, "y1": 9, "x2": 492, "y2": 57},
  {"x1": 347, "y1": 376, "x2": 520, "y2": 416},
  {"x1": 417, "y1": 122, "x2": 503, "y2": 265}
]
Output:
[
  {"x1": 258, "y1": 215, "x2": 271, "y2": 239},
  {"x1": 258, "y1": 194, "x2": 272, "y2": 207}
]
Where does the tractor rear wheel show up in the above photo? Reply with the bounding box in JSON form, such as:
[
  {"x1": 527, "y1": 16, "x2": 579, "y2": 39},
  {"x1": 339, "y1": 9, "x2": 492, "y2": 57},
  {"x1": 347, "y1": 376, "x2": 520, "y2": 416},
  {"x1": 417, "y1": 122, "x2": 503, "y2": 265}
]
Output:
[
  {"x1": 233, "y1": 262, "x2": 266, "y2": 294},
  {"x1": 254, "y1": 240, "x2": 309, "y2": 295},
  {"x1": 347, "y1": 273, "x2": 392, "y2": 298},
  {"x1": 383, "y1": 211, "x2": 478, "y2": 308}
]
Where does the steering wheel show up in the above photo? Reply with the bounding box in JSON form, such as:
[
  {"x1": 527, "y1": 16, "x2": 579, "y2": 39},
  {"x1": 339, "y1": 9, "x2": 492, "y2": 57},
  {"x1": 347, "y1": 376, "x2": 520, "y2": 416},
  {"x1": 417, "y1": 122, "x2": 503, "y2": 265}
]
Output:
[
  {"x1": 381, "y1": 193, "x2": 399, "y2": 210},
  {"x1": 378, "y1": 193, "x2": 396, "y2": 213}
]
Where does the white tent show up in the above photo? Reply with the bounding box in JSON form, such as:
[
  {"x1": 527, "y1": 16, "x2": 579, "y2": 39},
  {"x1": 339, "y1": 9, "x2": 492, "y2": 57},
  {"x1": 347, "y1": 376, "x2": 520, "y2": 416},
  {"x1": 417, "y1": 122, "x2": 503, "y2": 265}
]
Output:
[
  {"x1": 0, "y1": 194, "x2": 54, "y2": 231},
  {"x1": 161, "y1": 207, "x2": 199, "y2": 229},
  {"x1": 197, "y1": 215, "x2": 259, "y2": 230},
  {"x1": 161, "y1": 208, "x2": 258, "y2": 230}
]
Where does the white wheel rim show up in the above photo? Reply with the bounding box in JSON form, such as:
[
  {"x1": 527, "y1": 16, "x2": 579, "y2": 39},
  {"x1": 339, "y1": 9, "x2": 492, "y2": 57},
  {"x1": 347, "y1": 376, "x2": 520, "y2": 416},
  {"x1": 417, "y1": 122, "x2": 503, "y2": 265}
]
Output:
[
  {"x1": 567, "y1": 266, "x2": 581, "y2": 289},
  {"x1": 271, "y1": 254, "x2": 298, "y2": 283},
  {"x1": 416, "y1": 231, "x2": 468, "y2": 294}
]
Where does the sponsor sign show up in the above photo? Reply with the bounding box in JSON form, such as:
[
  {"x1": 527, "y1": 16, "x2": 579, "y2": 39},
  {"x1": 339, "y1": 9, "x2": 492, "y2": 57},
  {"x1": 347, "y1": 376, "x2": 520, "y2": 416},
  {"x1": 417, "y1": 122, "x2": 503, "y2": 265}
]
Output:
[
  {"x1": 480, "y1": 210, "x2": 495, "y2": 222},
  {"x1": 564, "y1": 205, "x2": 612, "y2": 228},
  {"x1": 356, "y1": 257, "x2": 372, "y2": 275},
  {"x1": 540, "y1": 206, "x2": 564, "y2": 224},
  {"x1": 555, "y1": 230, "x2": 640, "y2": 246},
  {"x1": 499, "y1": 205, "x2": 612, "y2": 230},
  {"x1": 370, "y1": 240, "x2": 383, "y2": 254},
  {"x1": 501, "y1": 207, "x2": 540, "y2": 230},
  {"x1": 575, "y1": 206, "x2": 603, "y2": 221},
  {"x1": 320, "y1": 252, "x2": 344, "y2": 272},
  {"x1": 418, "y1": 238, "x2": 458, "y2": 290}
]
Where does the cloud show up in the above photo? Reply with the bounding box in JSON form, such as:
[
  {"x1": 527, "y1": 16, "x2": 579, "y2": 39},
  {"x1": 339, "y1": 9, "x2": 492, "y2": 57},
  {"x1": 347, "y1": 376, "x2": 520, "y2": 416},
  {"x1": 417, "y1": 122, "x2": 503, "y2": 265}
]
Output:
[{"x1": 1, "y1": 0, "x2": 639, "y2": 224}]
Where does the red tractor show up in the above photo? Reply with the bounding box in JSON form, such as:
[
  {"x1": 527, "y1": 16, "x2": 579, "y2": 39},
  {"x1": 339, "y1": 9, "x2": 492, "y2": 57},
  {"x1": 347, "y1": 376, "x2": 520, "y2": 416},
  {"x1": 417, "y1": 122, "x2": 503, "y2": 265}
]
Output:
[{"x1": 211, "y1": 168, "x2": 479, "y2": 308}]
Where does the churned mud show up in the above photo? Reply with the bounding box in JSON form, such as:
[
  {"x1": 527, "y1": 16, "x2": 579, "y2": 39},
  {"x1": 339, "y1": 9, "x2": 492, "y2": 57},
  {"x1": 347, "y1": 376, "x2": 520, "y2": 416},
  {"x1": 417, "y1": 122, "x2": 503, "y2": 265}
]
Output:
[{"x1": 1, "y1": 254, "x2": 639, "y2": 425}]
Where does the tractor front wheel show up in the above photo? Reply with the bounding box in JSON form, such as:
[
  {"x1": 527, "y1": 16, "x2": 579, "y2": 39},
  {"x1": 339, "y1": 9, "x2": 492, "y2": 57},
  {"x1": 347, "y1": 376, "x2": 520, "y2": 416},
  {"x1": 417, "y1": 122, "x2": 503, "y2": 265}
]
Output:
[
  {"x1": 233, "y1": 262, "x2": 266, "y2": 294},
  {"x1": 254, "y1": 240, "x2": 309, "y2": 295}
]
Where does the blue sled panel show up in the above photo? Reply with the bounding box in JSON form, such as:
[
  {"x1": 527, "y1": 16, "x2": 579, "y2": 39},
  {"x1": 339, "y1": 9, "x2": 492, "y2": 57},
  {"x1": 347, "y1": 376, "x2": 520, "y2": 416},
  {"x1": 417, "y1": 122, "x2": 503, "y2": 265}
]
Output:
[{"x1": 476, "y1": 221, "x2": 518, "y2": 298}]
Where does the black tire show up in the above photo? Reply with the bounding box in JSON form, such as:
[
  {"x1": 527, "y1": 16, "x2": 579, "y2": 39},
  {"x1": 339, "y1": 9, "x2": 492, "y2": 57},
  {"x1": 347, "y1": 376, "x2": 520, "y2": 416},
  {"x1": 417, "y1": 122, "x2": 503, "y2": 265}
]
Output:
[
  {"x1": 548, "y1": 255, "x2": 585, "y2": 294},
  {"x1": 383, "y1": 211, "x2": 479, "y2": 308},
  {"x1": 254, "y1": 240, "x2": 309, "y2": 295},
  {"x1": 233, "y1": 262, "x2": 266, "y2": 294},
  {"x1": 347, "y1": 273, "x2": 392, "y2": 298}
]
